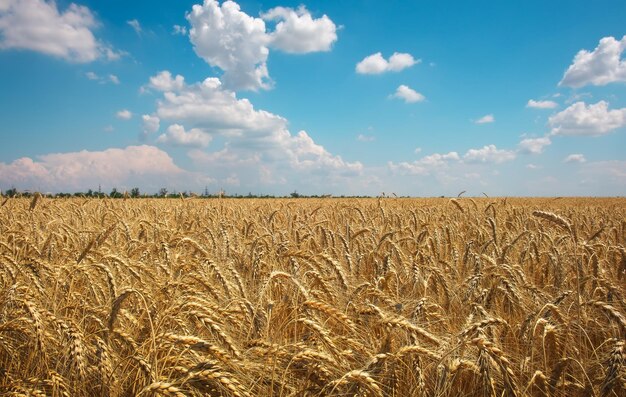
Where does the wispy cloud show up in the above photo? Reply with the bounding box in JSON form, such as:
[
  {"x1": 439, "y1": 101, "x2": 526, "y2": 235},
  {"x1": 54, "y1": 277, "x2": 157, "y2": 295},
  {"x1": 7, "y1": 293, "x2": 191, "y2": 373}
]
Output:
[
  {"x1": 127, "y1": 19, "x2": 142, "y2": 35},
  {"x1": 357, "y1": 134, "x2": 375, "y2": 142},
  {"x1": 526, "y1": 99, "x2": 558, "y2": 109},
  {"x1": 564, "y1": 154, "x2": 586, "y2": 163},
  {"x1": 474, "y1": 114, "x2": 494, "y2": 124},
  {"x1": 85, "y1": 72, "x2": 120, "y2": 85}
]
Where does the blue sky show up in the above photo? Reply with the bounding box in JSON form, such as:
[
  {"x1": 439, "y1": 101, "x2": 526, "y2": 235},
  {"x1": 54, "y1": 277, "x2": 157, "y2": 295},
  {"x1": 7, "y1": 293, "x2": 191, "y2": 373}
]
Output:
[{"x1": 0, "y1": 0, "x2": 625, "y2": 196}]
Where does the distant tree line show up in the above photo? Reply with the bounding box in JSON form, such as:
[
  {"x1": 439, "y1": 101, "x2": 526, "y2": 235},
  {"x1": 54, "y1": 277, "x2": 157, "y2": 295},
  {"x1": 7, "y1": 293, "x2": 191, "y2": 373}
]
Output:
[{"x1": 1, "y1": 187, "x2": 382, "y2": 199}]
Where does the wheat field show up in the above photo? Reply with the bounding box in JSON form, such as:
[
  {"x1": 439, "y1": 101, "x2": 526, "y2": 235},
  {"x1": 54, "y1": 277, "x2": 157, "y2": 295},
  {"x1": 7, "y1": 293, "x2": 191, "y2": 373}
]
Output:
[{"x1": 0, "y1": 196, "x2": 624, "y2": 396}]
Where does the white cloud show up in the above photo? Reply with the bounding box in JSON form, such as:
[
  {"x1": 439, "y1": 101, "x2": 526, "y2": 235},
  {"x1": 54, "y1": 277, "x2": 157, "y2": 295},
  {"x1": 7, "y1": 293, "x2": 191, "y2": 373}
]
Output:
[
  {"x1": 560, "y1": 36, "x2": 626, "y2": 87},
  {"x1": 188, "y1": 130, "x2": 362, "y2": 189},
  {"x1": 392, "y1": 85, "x2": 425, "y2": 103},
  {"x1": 85, "y1": 72, "x2": 119, "y2": 84},
  {"x1": 356, "y1": 52, "x2": 419, "y2": 74},
  {"x1": 141, "y1": 114, "x2": 160, "y2": 139},
  {"x1": 565, "y1": 92, "x2": 592, "y2": 104},
  {"x1": 289, "y1": 131, "x2": 363, "y2": 173},
  {"x1": 173, "y1": 25, "x2": 187, "y2": 35},
  {"x1": 0, "y1": 0, "x2": 120, "y2": 62},
  {"x1": 357, "y1": 134, "x2": 375, "y2": 142},
  {"x1": 526, "y1": 163, "x2": 540, "y2": 170},
  {"x1": 518, "y1": 137, "x2": 551, "y2": 154},
  {"x1": 187, "y1": 0, "x2": 270, "y2": 91},
  {"x1": 186, "y1": 1, "x2": 337, "y2": 90},
  {"x1": 527, "y1": 99, "x2": 558, "y2": 109},
  {"x1": 356, "y1": 53, "x2": 387, "y2": 74},
  {"x1": 149, "y1": 70, "x2": 185, "y2": 92},
  {"x1": 387, "y1": 53, "x2": 418, "y2": 71},
  {"x1": 463, "y1": 145, "x2": 515, "y2": 163},
  {"x1": 127, "y1": 19, "x2": 142, "y2": 35},
  {"x1": 0, "y1": 145, "x2": 186, "y2": 192},
  {"x1": 475, "y1": 114, "x2": 495, "y2": 124},
  {"x1": 156, "y1": 124, "x2": 212, "y2": 148},
  {"x1": 421, "y1": 152, "x2": 461, "y2": 166},
  {"x1": 103, "y1": 125, "x2": 114, "y2": 133},
  {"x1": 564, "y1": 154, "x2": 586, "y2": 163},
  {"x1": 103, "y1": 46, "x2": 125, "y2": 61},
  {"x1": 579, "y1": 160, "x2": 626, "y2": 190},
  {"x1": 549, "y1": 101, "x2": 626, "y2": 136},
  {"x1": 147, "y1": 71, "x2": 362, "y2": 188},
  {"x1": 388, "y1": 152, "x2": 460, "y2": 175},
  {"x1": 414, "y1": 147, "x2": 422, "y2": 154},
  {"x1": 153, "y1": 75, "x2": 286, "y2": 134},
  {"x1": 261, "y1": 5, "x2": 337, "y2": 53},
  {"x1": 116, "y1": 109, "x2": 132, "y2": 120}
]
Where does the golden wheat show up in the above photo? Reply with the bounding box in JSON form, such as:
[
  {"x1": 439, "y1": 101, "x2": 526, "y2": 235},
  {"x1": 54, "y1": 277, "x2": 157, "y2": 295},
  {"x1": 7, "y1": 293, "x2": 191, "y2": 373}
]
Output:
[{"x1": 0, "y1": 196, "x2": 624, "y2": 396}]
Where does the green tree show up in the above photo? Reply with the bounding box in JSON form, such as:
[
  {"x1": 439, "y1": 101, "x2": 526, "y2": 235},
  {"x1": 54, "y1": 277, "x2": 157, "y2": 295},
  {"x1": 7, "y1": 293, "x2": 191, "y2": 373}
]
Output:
[{"x1": 110, "y1": 188, "x2": 123, "y2": 198}]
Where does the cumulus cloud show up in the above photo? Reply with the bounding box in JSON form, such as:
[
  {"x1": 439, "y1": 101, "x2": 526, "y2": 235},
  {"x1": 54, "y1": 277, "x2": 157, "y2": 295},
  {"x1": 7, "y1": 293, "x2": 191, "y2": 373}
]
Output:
[
  {"x1": 156, "y1": 124, "x2": 212, "y2": 148},
  {"x1": 148, "y1": 70, "x2": 185, "y2": 92},
  {"x1": 474, "y1": 114, "x2": 495, "y2": 124},
  {"x1": 153, "y1": 74, "x2": 286, "y2": 134},
  {"x1": 549, "y1": 101, "x2": 626, "y2": 136},
  {"x1": 463, "y1": 145, "x2": 515, "y2": 163},
  {"x1": 518, "y1": 137, "x2": 551, "y2": 154},
  {"x1": 356, "y1": 52, "x2": 419, "y2": 74},
  {"x1": 261, "y1": 5, "x2": 337, "y2": 53},
  {"x1": 172, "y1": 25, "x2": 187, "y2": 35},
  {"x1": 527, "y1": 99, "x2": 558, "y2": 109},
  {"x1": 564, "y1": 154, "x2": 586, "y2": 163},
  {"x1": 186, "y1": 1, "x2": 338, "y2": 91},
  {"x1": 388, "y1": 152, "x2": 460, "y2": 175},
  {"x1": 0, "y1": 0, "x2": 121, "y2": 62},
  {"x1": 560, "y1": 36, "x2": 626, "y2": 87},
  {"x1": 146, "y1": 71, "x2": 362, "y2": 188},
  {"x1": 116, "y1": 109, "x2": 132, "y2": 120},
  {"x1": 421, "y1": 152, "x2": 461, "y2": 166},
  {"x1": 187, "y1": 0, "x2": 270, "y2": 91},
  {"x1": 391, "y1": 85, "x2": 425, "y2": 103},
  {"x1": 141, "y1": 114, "x2": 160, "y2": 139},
  {"x1": 188, "y1": 130, "x2": 362, "y2": 189},
  {"x1": 289, "y1": 131, "x2": 363, "y2": 173},
  {"x1": 0, "y1": 145, "x2": 185, "y2": 192}
]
